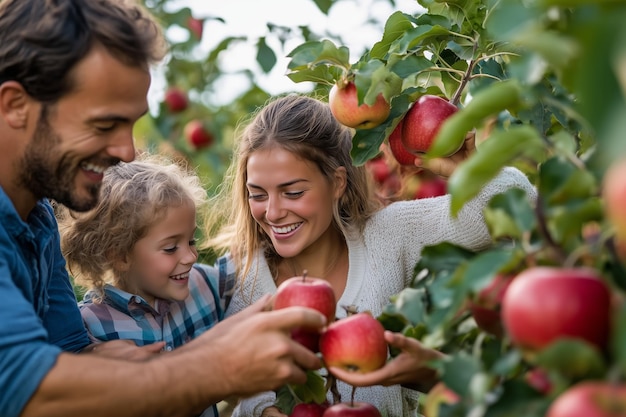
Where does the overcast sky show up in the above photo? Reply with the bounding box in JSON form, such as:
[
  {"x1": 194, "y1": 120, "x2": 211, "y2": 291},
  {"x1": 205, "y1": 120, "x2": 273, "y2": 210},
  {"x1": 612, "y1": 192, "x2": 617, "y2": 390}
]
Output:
[{"x1": 153, "y1": 0, "x2": 423, "y2": 106}]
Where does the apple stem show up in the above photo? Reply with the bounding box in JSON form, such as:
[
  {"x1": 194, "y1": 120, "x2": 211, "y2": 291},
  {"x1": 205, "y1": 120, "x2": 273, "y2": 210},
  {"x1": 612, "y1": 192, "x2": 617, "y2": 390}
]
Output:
[
  {"x1": 450, "y1": 42, "x2": 478, "y2": 106},
  {"x1": 302, "y1": 269, "x2": 308, "y2": 282},
  {"x1": 350, "y1": 386, "x2": 356, "y2": 406}
]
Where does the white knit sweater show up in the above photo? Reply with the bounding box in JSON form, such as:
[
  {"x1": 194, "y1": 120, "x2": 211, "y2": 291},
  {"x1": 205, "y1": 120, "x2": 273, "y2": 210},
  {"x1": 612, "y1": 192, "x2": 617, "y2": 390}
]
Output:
[{"x1": 225, "y1": 167, "x2": 536, "y2": 417}]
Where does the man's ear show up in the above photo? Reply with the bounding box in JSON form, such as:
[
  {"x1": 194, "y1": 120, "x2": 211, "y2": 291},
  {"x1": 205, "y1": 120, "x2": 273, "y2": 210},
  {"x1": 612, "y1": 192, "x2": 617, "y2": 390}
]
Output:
[{"x1": 0, "y1": 81, "x2": 33, "y2": 129}]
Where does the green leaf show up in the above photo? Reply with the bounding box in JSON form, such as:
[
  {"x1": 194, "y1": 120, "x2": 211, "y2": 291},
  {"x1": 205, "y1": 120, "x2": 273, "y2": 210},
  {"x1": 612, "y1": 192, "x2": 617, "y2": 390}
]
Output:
[
  {"x1": 484, "y1": 188, "x2": 537, "y2": 239},
  {"x1": 274, "y1": 370, "x2": 328, "y2": 415},
  {"x1": 538, "y1": 157, "x2": 598, "y2": 204},
  {"x1": 441, "y1": 352, "x2": 483, "y2": 397},
  {"x1": 535, "y1": 339, "x2": 607, "y2": 380},
  {"x1": 286, "y1": 40, "x2": 350, "y2": 84},
  {"x1": 484, "y1": 379, "x2": 550, "y2": 417},
  {"x1": 311, "y1": 0, "x2": 332, "y2": 14},
  {"x1": 370, "y1": 11, "x2": 416, "y2": 60},
  {"x1": 612, "y1": 301, "x2": 626, "y2": 373},
  {"x1": 256, "y1": 37, "x2": 277, "y2": 74},
  {"x1": 387, "y1": 287, "x2": 429, "y2": 327},
  {"x1": 413, "y1": 242, "x2": 477, "y2": 281},
  {"x1": 427, "y1": 79, "x2": 525, "y2": 158},
  {"x1": 461, "y1": 248, "x2": 518, "y2": 294},
  {"x1": 448, "y1": 125, "x2": 544, "y2": 216}
]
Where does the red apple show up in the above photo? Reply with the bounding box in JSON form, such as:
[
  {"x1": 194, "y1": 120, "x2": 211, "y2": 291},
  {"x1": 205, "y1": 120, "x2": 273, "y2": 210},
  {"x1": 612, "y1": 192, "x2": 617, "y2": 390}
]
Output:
[
  {"x1": 414, "y1": 175, "x2": 447, "y2": 199},
  {"x1": 328, "y1": 82, "x2": 391, "y2": 129},
  {"x1": 524, "y1": 367, "x2": 553, "y2": 395},
  {"x1": 187, "y1": 16, "x2": 204, "y2": 40},
  {"x1": 290, "y1": 402, "x2": 329, "y2": 417},
  {"x1": 402, "y1": 95, "x2": 461, "y2": 156},
  {"x1": 164, "y1": 87, "x2": 188, "y2": 113},
  {"x1": 320, "y1": 312, "x2": 388, "y2": 373},
  {"x1": 322, "y1": 402, "x2": 382, "y2": 417},
  {"x1": 365, "y1": 157, "x2": 391, "y2": 185},
  {"x1": 603, "y1": 157, "x2": 626, "y2": 241},
  {"x1": 501, "y1": 267, "x2": 612, "y2": 353},
  {"x1": 388, "y1": 120, "x2": 416, "y2": 166},
  {"x1": 184, "y1": 119, "x2": 213, "y2": 150},
  {"x1": 423, "y1": 382, "x2": 460, "y2": 417},
  {"x1": 274, "y1": 274, "x2": 337, "y2": 352},
  {"x1": 546, "y1": 381, "x2": 626, "y2": 417},
  {"x1": 468, "y1": 274, "x2": 512, "y2": 337}
]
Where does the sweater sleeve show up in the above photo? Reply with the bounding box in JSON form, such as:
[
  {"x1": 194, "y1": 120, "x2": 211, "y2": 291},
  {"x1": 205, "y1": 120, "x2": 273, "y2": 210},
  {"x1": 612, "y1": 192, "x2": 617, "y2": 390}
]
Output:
[
  {"x1": 231, "y1": 392, "x2": 277, "y2": 417},
  {"x1": 367, "y1": 167, "x2": 536, "y2": 270}
]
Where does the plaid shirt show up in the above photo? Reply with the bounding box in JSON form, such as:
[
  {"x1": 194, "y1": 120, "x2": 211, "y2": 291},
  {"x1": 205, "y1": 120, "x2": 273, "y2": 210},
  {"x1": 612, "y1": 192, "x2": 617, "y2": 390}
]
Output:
[
  {"x1": 79, "y1": 257, "x2": 234, "y2": 350},
  {"x1": 79, "y1": 257, "x2": 234, "y2": 417}
]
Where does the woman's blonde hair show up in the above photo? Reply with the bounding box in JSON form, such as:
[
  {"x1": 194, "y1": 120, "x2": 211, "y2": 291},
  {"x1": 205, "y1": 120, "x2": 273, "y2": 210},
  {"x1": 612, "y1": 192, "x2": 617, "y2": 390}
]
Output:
[
  {"x1": 204, "y1": 94, "x2": 381, "y2": 279},
  {"x1": 58, "y1": 152, "x2": 208, "y2": 295}
]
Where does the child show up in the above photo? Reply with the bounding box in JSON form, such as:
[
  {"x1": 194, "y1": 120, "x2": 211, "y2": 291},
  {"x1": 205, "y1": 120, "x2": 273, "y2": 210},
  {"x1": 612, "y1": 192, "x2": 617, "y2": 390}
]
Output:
[{"x1": 59, "y1": 153, "x2": 234, "y2": 417}]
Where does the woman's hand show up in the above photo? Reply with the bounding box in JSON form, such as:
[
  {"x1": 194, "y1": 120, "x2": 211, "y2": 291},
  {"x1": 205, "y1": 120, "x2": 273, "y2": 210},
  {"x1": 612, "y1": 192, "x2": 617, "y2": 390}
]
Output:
[
  {"x1": 327, "y1": 331, "x2": 444, "y2": 392},
  {"x1": 414, "y1": 131, "x2": 476, "y2": 178}
]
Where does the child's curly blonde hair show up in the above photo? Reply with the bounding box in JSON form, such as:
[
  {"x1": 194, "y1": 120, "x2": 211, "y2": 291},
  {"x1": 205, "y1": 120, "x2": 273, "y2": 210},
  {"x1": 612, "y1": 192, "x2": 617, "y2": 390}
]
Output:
[{"x1": 58, "y1": 152, "x2": 208, "y2": 297}]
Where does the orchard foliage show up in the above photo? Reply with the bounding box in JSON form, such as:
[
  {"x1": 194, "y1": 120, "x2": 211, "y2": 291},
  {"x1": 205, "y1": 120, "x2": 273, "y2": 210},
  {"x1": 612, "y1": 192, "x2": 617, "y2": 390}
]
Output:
[{"x1": 140, "y1": 0, "x2": 626, "y2": 415}]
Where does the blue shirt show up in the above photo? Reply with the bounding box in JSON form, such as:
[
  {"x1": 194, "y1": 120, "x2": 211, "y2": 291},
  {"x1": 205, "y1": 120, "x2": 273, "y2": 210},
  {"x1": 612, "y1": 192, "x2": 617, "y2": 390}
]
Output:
[{"x1": 0, "y1": 188, "x2": 91, "y2": 417}]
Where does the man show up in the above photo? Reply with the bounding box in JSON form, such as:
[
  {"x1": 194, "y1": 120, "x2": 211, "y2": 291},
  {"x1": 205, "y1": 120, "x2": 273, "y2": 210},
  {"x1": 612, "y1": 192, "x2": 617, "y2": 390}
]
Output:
[{"x1": 0, "y1": 1, "x2": 325, "y2": 416}]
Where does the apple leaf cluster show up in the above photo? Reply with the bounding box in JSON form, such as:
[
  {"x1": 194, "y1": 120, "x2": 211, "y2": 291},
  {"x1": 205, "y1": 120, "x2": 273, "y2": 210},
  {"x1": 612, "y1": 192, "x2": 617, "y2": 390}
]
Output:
[
  {"x1": 285, "y1": 0, "x2": 626, "y2": 416},
  {"x1": 133, "y1": 0, "x2": 626, "y2": 414}
]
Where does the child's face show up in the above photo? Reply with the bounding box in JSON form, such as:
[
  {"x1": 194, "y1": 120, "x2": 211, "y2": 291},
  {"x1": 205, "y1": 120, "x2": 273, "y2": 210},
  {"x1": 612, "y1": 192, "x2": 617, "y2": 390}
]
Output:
[
  {"x1": 123, "y1": 199, "x2": 198, "y2": 306},
  {"x1": 246, "y1": 146, "x2": 342, "y2": 259}
]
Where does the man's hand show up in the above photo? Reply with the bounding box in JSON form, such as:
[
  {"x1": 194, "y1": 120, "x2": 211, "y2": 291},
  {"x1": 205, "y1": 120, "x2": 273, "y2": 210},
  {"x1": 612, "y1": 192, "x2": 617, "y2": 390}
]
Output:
[{"x1": 197, "y1": 302, "x2": 326, "y2": 398}]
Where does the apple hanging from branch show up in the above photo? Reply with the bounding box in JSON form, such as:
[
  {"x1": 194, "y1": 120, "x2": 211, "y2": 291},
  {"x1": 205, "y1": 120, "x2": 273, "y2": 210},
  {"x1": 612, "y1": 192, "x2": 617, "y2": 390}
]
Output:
[
  {"x1": 273, "y1": 271, "x2": 337, "y2": 352},
  {"x1": 401, "y1": 95, "x2": 462, "y2": 156},
  {"x1": 183, "y1": 119, "x2": 214, "y2": 150},
  {"x1": 388, "y1": 119, "x2": 416, "y2": 166},
  {"x1": 546, "y1": 381, "x2": 626, "y2": 417},
  {"x1": 290, "y1": 402, "x2": 329, "y2": 417},
  {"x1": 328, "y1": 81, "x2": 390, "y2": 130},
  {"x1": 164, "y1": 87, "x2": 188, "y2": 113},
  {"x1": 501, "y1": 267, "x2": 612, "y2": 353}
]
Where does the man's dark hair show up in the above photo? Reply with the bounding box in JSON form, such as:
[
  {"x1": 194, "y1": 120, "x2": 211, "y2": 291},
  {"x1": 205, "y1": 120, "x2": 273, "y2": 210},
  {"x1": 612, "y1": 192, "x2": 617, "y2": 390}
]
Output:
[{"x1": 0, "y1": 0, "x2": 166, "y2": 103}]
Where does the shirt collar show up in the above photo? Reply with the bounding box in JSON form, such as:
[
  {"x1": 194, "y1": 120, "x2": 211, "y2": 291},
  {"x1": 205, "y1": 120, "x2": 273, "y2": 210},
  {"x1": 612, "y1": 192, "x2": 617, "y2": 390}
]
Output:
[{"x1": 95, "y1": 285, "x2": 172, "y2": 320}]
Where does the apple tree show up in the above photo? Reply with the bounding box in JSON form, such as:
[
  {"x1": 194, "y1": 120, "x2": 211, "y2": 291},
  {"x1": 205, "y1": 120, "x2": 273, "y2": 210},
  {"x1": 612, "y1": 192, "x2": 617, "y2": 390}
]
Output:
[
  {"x1": 136, "y1": 0, "x2": 626, "y2": 414},
  {"x1": 281, "y1": 0, "x2": 626, "y2": 416}
]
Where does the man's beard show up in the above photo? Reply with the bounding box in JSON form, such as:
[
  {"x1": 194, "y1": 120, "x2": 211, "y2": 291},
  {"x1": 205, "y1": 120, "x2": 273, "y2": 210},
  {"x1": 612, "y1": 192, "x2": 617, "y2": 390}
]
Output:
[{"x1": 17, "y1": 107, "x2": 103, "y2": 212}]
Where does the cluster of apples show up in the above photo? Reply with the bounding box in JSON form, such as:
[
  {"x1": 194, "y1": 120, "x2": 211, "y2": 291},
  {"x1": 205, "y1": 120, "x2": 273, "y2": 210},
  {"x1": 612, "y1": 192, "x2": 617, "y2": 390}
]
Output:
[
  {"x1": 163, "y1": 86, "x2": 214, "y2": 150},
  {"x1": 273, "y1": 273, "x2": 388, "y2": 417},
  {"x1": 426, "y1": 266, "x2": 621, "y2": 417},
  {"x1": 328, "y1": 81, "x2": 463, "y2": 157}
]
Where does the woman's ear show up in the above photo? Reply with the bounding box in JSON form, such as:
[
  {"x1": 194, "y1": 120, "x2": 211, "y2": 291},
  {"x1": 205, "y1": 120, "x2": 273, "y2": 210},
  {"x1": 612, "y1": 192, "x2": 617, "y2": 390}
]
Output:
[
  {"x1": 0, "y1": 81, "x2": 34, "y2": 129},
  {"x1": 333, "y1": 166, "x2": 348, "y2": 199}
]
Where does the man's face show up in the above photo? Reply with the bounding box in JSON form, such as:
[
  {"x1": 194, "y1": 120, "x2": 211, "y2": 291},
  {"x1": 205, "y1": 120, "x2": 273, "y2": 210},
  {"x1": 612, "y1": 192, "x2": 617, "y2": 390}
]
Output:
[{"x1": 17, "y1": 45, "x2": 151, "y2": 212}]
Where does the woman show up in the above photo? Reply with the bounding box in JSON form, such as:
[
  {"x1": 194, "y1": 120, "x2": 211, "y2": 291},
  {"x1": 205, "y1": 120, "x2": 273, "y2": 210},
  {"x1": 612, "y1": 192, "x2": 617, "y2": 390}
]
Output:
[{"x1": 205, "y1": 94, "x2": 536, "y2": 417}]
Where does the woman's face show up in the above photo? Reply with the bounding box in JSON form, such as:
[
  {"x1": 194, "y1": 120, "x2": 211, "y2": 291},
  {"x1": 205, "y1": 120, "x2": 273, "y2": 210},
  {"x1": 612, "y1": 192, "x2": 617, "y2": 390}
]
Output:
[{"x1": 246, "y1": 147, "x2": 345, "y2": 258}]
